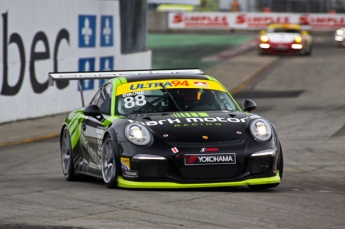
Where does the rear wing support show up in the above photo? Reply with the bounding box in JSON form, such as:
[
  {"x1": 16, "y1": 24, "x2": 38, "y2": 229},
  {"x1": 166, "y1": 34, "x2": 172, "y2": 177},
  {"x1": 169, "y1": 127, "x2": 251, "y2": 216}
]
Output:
[
  {"x1": 48, "y1": 69, "x2": 204, "y2": 106},
  {"x1": 77, "y1": 80, "x2": 85, "y2": 107}
]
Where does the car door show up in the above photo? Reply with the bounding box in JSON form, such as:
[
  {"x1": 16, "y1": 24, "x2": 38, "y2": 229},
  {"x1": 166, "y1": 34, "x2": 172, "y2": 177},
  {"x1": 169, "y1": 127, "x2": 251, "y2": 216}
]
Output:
[{"x1": 82, "y1": 83, "x2": 113, "y2": 170}]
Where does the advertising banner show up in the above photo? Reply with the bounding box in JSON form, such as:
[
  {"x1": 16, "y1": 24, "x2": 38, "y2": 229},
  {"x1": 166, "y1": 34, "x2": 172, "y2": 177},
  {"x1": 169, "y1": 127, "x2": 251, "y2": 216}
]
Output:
[
  {"x1": 298, "y1": 13, "x2": 345, "y2": 29},
  {"x1": 0, "y1": 0, "x2": 151, "y2": 123},
  {"x1": 169, "y1": 12, "x2": 230, "y2": 29},
  {"x1": 231, "y1": 13, "x2": 295, "y2": 29},
  {"x1": 169, "y1": 12, "x2": 345, "y2": 30}
]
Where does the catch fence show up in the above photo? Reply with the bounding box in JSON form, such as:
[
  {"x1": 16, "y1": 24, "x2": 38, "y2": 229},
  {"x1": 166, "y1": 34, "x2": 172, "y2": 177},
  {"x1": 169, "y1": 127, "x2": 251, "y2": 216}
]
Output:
[{"x1": 238, "y1": 0, "x2": 345, "y2": 13}]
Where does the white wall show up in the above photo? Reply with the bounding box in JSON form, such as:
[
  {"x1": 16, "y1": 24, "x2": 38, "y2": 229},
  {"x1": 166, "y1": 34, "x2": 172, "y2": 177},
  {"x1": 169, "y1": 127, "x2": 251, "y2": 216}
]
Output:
[{"x1": 0, "y1": 0, "x2": 151, "y2": 123}]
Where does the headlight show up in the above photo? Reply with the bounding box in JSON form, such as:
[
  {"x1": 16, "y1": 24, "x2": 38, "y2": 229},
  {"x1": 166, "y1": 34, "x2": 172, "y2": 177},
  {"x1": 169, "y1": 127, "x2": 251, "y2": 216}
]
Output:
[
  {"x1": 260, "y1": 35, "x2": 269, "y2": 42},
  {"x1": 294, "y1": 36, "x2": 302, "y2": 43},
  {"x1": 336, "y1": 29, "x2": 344, "y2": 35},
  {"x1": 125, "y1": 123, "x2": 152, "y2": 145},
  {"x1": 250, "y1": 119, "x2": 272, "y2": 142}
]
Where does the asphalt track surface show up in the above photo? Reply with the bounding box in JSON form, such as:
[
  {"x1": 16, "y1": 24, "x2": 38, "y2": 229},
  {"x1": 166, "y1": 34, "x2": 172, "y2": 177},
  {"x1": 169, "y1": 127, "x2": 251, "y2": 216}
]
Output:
[
  {"x1": 148, "y1": 33, "x2": 256, "y2": 70},
  {"x1": 0, "y1": 32, "x2": 344, "y2": 229}
]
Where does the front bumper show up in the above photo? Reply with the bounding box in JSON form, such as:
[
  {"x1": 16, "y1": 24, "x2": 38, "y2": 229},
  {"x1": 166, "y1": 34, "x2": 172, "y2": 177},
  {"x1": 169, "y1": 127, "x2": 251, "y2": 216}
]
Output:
[
  {"x1": 259, "y1": 42, "x2": 304, "y2": 54},
  {"x1": 117, "y1": 171, "x2": 281, "y2": 189},
  {"x1": 335, "y1": 36, "x2": 345, "y2": 46},
  {"x1": 121, "y1": 148, "x2": 278, "y2": 183}
]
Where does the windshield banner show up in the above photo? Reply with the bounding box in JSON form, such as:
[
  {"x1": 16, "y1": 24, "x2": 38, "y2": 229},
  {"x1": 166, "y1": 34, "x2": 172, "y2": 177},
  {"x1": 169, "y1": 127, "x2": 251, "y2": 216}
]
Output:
[{"x1": 116, "y1": 79, "x2": 225, "y2": 96}]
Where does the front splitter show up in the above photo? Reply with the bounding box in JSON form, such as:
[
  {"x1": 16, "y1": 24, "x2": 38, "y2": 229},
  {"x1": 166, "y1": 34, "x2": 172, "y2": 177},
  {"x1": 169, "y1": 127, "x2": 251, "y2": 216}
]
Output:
[{"x1": 117, "y1": 172, "x2": 281, "y2": 189}]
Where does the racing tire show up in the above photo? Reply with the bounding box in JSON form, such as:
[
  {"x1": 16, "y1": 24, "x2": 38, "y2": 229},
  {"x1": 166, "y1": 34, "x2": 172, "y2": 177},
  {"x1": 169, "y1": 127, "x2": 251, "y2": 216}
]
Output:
[
  {"x1": 101, "y1": 136, "x2": 119, "y2": 189},
  {"x1": 277, "y1": 144, "x2": 284, "y2": 179},
  {"x1": 248, "y1": 144, "x2": 284, "y2": 190},
  {"x1": 258, "y1": 49, "x2": 266, "y2": 56},
  {"x1": 305, "y1": 45, "x2": 312, "y2": 56},
  {"x1": 61, "y1": 128, "x2": 77, "y2": 181}
]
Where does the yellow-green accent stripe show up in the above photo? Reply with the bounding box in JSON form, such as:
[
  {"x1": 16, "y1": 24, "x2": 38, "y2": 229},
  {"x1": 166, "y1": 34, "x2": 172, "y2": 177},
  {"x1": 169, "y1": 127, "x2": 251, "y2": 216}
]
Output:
[
  {"x1": 170, "y1": 112, "x2": 209, "y2": 118},
  {"x1": 117, "y1": 172, "x2": 281, "y2": 189},
  {"x1": 198, "y1": 112, "x2": 208, "y2": 117},
  {"x1": 190, "y1": 112, "x2": 198, "y2": 117},
  {"x1": 69, "y1": 113, "x2": 83, "y2": 134}
]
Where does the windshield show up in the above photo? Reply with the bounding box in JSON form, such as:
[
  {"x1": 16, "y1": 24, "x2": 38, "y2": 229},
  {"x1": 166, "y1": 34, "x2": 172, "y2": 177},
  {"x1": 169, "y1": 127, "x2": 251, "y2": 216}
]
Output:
[
  {"x1": 268, "y1": 28, "x2": 300, "y2": 33},
  {"x1": 115, "y1": 80, "x2": 239, "y2": 115}
]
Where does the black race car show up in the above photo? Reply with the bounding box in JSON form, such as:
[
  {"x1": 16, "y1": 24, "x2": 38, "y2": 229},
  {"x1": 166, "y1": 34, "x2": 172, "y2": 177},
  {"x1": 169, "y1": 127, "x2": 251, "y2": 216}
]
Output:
[{"x1": 49, "y1": 69, "x2": 283, "y2": 189}]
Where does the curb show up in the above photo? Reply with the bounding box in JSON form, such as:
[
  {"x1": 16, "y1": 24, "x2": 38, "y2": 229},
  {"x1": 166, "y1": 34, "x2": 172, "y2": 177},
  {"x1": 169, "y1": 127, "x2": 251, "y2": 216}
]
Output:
[
  {"x1": 230, "y1": 57, "x2": 279, "y2": 95},
  {"x1": 0, "y1": 133, "x2": 60, "y2": 147},
  {"x1": 202, "y1": 38, "x2": 258, "y2": 62}
]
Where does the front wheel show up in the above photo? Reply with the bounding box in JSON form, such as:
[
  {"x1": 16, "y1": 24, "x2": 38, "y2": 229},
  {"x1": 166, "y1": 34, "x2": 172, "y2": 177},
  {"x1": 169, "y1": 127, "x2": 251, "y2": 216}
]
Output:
[
  {"x1": 61, "y1": 128, "x2": 76, "y2": 181},
  {"x1": 277, "y1": 144, "x2": 284, "y2": 179},
  {"x1": 305, "y1": 44, "x2": 312, "y2": 56},
  {"x1": 101, "y1": 136, "x2": 119, "y2": 188}
]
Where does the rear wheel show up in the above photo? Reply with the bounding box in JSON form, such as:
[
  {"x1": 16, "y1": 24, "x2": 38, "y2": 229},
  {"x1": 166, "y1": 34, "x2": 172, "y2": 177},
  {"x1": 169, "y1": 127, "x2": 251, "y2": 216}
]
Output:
[
  {"x1": 101, "y1": 136, "x2": 119, "y2": 188},
  {"x1": 61, "y1": 128, "x2": 76, "y2": 181}
]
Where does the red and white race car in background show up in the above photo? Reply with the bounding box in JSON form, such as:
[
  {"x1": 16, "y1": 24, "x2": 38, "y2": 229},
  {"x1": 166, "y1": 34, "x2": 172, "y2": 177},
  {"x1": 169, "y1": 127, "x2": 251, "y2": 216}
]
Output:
[
  {"x1": 334, "y1": 27, "x2": 345, "y2": 46},
  {"x1": 258, "y1": 24, "x2": 313, "y2": 55}
]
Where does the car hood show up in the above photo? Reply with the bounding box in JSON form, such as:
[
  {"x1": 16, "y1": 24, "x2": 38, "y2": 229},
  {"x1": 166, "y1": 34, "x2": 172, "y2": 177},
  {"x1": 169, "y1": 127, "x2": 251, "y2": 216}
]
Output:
[
  {"x1": 127, "y1": 111, "x2": 260, "y2": 143},
  {"x1": 267, "y1": 32, "x2": 300, "y2": 43}
]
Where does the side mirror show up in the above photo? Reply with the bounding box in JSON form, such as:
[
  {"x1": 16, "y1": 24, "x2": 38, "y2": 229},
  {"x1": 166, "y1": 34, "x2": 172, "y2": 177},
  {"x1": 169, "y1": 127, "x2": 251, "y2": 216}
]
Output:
[
  {"x1": 242, "y1": 99, "x2": 257, "y2": 112},
  {"x1": 83, "y1": 105, "x2": 103, "y2": 119},
  {"x1": 301, "y1": 30, "x2": 308, "y2": 35},
  {"x1": 260, "y1": 30, "x2": 266, "y2": 35}
]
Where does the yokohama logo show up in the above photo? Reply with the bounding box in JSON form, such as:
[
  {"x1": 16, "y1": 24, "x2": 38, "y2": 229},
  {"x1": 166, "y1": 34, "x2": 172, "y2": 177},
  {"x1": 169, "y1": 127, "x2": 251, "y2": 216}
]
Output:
[
  {"x1": 185, "y1": 153, "x2": 236, "y2": 165},
  {"x1": 198, "y1": 155, "x2": 233, "y2": 162},
  {"x1": 173, "y1": 13, "x2": 229, "y2": 27}
]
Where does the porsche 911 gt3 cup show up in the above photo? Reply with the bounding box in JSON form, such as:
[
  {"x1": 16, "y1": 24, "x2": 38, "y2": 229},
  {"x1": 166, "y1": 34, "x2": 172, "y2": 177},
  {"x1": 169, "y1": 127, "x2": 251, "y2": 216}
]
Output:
[
  {"x1": 49, "y1": 69, "x2": 283, "y2": 190},
  {"x1": 258, "y1": 23, "x2": 312, "y2": 55}
]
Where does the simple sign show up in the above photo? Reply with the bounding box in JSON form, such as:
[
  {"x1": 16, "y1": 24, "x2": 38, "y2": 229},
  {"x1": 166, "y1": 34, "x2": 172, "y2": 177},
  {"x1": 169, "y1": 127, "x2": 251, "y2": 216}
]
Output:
[{"x1": 169, "y1": 12, "x2": 345, "y2": 30}]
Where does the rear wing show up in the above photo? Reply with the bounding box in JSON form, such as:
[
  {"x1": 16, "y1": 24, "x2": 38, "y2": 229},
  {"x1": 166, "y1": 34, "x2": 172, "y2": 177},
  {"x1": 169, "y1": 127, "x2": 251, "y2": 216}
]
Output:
[{"x1": 48, "y1": 69, "x2": 204, "y2": 106}]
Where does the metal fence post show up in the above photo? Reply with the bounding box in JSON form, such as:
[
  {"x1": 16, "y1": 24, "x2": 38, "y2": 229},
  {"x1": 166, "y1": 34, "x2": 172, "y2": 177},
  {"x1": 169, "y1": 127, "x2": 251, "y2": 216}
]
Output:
[
  {"x1": 287, "y1": 0, "x2": 291, "y2": 12},
  {"x1": 120, "y1": 0, "x2": 147, "y2": 54}
]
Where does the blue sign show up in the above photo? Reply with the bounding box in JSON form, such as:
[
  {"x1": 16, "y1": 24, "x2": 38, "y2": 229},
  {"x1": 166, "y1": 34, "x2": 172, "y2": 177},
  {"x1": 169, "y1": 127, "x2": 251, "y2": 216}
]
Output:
[
  {"x1": 78, "y1": 58, "x2": 95, "y2": 91},
  {"x1": 78, "y1": 15, "x2": 96, "y2": 47},
  {"x1": 99, "y1": 56, "x2": 114, "y2": 86},
  {"x1": 100, "y1": 16, "x2": 113, "y2": 47}
]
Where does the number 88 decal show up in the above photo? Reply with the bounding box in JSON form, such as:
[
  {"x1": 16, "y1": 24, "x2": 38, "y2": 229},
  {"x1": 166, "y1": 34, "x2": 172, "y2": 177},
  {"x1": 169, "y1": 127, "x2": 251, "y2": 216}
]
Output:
[{"x1": 124, "y1": 95, "x2": 147, "y2": 108}]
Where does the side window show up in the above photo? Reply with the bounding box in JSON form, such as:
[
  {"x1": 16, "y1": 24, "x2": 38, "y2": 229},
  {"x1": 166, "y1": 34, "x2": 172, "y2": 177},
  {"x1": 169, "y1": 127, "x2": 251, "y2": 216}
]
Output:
[
  {"x1": 97, "y1": 84, "x2": 113, "y2": 115},
  {"x1": 90, "y1": 90, "x2": 101, "y2": 105}
]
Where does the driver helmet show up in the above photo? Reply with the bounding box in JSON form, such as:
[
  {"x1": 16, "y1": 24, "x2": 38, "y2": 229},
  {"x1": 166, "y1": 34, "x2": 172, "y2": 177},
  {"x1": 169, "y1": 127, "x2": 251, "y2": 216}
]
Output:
[{"x1": 180, "y1": 89, "x2": 200, "y2": 101}]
